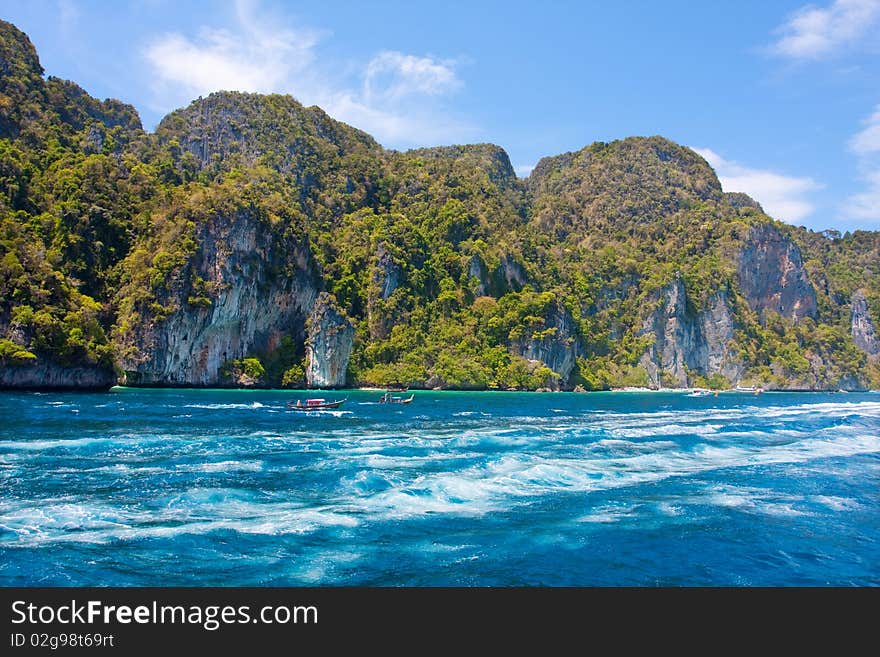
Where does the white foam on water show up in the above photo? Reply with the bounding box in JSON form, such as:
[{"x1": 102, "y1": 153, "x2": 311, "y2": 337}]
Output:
[
  {"x1": 0, "y1": 432, "x2": 182, "y2": 451},
  {"x1": 656, "y1": 501, "x2": 683, "y2": 516},
  {"x1": 345, "y1": 429, "x2": 880, "y2": 520},
  {"x1": 611, "y1": 423, "x2": 721, "y2": 438},
  {"x1": 589, "y1": 439, "x2": 679, "y2": 452},
  {"x1": 575, "y1": 503, "x2": 638, "y2": 524},
  {"x1": 295, "y1": 409, "x2": 350, "y2": 418},
  {"x1": 185, "y1": 402, "x2": 265, "y2": 410},
  {"x1": 5, "y1": 396, "x2": 878, "y2": 544},
  {"x1": 290, "y1": 550, "x2": 362, "y2": 584},
  {"x1": 594, "y1": 401, "x2": 880, "y2": 431},
  {"x1": 1, "y1": 490, "x2": 359, "y2": 546},
  {"x1": 360, "y1": 452, "x2": 482, "y2": 469},
  {"x1": 0, "y1": 437, "x2": 117, "y2": 451},
  {"x1": 811, "y1": 495, "x2": 864, "y2": 512},
  {"x1": 184, "y1": 460, "x2": 264, "y2": 473},
  {"x1": 694, "y1": 484, "x2": 816, "y2": 518}
]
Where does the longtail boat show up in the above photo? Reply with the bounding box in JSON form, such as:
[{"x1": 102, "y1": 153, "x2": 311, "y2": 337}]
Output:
[{"x1": 287, "y1": 398, "x2": 347, "y2": 411}]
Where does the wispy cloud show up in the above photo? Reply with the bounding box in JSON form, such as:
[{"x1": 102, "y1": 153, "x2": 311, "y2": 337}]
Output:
[
  {"x1": 768, "y1": 0, "x2": 880, "y2": 59},
  {"x1": 693, "y1": 147, "x2": 822, "y2": 224},
  {"x1": 363, "y1": 51, "x2": 461, "y2": 103},
  {"x1": 842, "y1": 104, "x2": 880, "y2": 225},
  {"x1": 849, "y1": 104, "x2": 880, "y2": 154},
  {"x1": 842, "y1": 170, "x2": 880, "y2": 221},
  {"x1": 144, "y1": 1, "x2": 323, "y2": 108},
  {"x1": 142, "y1": 0, "x2": 473, "y2": 147}
]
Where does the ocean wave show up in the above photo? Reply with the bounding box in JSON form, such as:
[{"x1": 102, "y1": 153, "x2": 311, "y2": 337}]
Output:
[
  {"x1": 0, "y1": 491, "x2": 358, "y2": 547},
  {"x1": 3, "y1": 394, "x2": 878, "y2": 549},
  {"x1": 342, "y1": 429, "x2": 880, "y2": 519},
  {"x1": 184, "y1": 402, "x2": 265, "y2": 410}
]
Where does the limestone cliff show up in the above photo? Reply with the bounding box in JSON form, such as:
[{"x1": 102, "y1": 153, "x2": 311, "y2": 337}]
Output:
[
  {"x1": 117, "y1": 207, "x2": 319, "y2": 386},
  {"x1": 466, "y1": 253, "x2": 529, "y2": 298},
  {"x1": 737, "y1": 223, "x2": 817, "y2": 323},
  {"x1": 367, "y1": 243, "x2": 402, "y2": 340},
  {"x1": 512, "y1": 301, "x2": 583, "y2": 385},
  {"x1": 638, "y1": 279, "x2": 743, "y2": 387},
  {"x1": 306, "y1": 293, "x2": 354, "y2": 388},
  {"x1": 851, "y1": 290, "x2": 879, "y2": 357}
]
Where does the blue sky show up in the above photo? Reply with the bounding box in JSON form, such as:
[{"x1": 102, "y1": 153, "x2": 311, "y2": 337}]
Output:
[{"x1": 3, "y1": 0, "x2": 880, "y2": 232}]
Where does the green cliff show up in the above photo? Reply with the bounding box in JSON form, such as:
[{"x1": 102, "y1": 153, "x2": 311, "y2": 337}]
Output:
[{"x1": 0, "y1": 20, "x2": 877, "y2": 390}]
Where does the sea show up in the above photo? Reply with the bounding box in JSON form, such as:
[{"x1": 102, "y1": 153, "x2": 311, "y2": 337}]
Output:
[{"x1": 1, "y1": 388, "x2": 878, "y2": 586}]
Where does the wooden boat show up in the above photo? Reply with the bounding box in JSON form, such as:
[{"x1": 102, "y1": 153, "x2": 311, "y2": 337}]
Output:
[
  {"x1": 287, "y1": 398, "x2": 347, "y2": 411},
  {"x1": 378, "y1": 391, "x2": 414, "y2": 404},
  {"x1": 386, "y1": 384, "x2": 409, "y2": 393}
]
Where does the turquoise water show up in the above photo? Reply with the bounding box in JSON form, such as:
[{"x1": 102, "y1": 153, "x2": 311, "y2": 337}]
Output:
[{"x1": 1, "y1": 388, "x2": 878, "y2": 586}]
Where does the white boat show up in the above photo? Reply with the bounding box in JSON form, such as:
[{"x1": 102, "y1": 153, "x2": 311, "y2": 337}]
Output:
[{"x1": 688, "y1": 388, "x2": 712, "y2": 397}]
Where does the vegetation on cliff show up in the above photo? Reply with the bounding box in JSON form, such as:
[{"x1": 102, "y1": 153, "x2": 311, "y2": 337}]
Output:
[{"x1": 0, "y1": 19, "x2": 878, "y2": 390}]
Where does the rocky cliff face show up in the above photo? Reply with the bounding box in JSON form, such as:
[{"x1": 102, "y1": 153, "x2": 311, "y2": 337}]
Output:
[
  {"x1": 118, "y1": 208, "x2": 319, "y2": 385},
  {"x1": 638, "y1": 279, "x2": 743, "y2": 387},
  {"x1": 306, "y1": 293, "x2": 354, "y2": 388},
  {"x1": 737, "y1": 224, "x2": 817, "y2": 323},
  {"x1": 851, "y1": 290, "x2": 880, "y2": 357},
  {"x1": 0, "y1": 361, "x2": 115, "y2": 390},
  {"x1": 367, "y1": 243, "x2": 402, "y2": 340},
  {"x1": 466, "y1": 253, "x2": 529, "y2": 298},
  {"x1": 512, "y1": 301, "x2": 583, "y2": 385}
]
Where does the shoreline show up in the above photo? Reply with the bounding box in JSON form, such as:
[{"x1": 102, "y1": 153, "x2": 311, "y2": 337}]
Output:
[{"x1": 1, "y1": 385, "x2": 875, "y2": 395}]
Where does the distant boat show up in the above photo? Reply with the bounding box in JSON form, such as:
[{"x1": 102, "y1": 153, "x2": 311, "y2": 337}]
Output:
[
  {"x1": 688, "y1": 388, "x2": 712, "y2": 397},
  {"x1": 386, "y1": 384, "x2": 409, "y2": 393},
  {"x1": 734, "y1": 386, "x2": 764, "y2": 395},
  {"x1": 378, "y1": 391, "x2": 414, "y2": 404},
  {"x1": 287, "y1": 398, "x2": 347, "y2": 411}
]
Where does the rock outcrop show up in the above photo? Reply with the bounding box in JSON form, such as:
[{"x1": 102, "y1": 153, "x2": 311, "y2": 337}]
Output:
[
  {"x1": 512, "y1": 301, "x2": 583, "y2": 385},
  {"x1": 118, "y1": 208, "x2": 319, "y2": 386},
  {"x1": 306, "y1": 293, "x2": 354, "y2": 388},
  {"x1": 367, "y1": 243, "x2": 403, "y2": 340},
  {"x1": 639, "y1": 279, "x2": 743, "y2": 387},
  {"x1": 851, "y1": 290, "x2": 880, "y2": 357},
  {"x1": 467, "y1": 255, "x2": 491, "y2": 297},
  {"x1": 466, "y1": 253, "x2": 529, "y2": 298},
  {"x1": 725, "y1": 191, "x2": 764, "y2": 212},
  {"x1": 736, "y1": 224, "x2": 817, "y2": 323},
  {"x1": 0, "y1": 361, "x2": 115, "y2": 390},
  {"x1": 155, "y1": 92, "x2": 379, "y2": 176}
]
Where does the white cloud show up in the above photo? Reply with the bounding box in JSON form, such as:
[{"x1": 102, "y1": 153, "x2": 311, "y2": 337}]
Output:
[
  {"x1": 693, "y1": 147, "x2": 822, "y2": 224},
  {"x1": 144, "y1": 0, "x2": 321, "y2": 105},
  {"x1": 142, "y1": 0, "x2": 472, "y2": 147},
  {"x1": 769, "y1": 0, "x2": 880, "y2": 59},
  {"x1": 849, "y1": 104, "x2": 880, "y2": 154},
  {"x1": 364, "y1": 51, "x2": 461, "y2": 103},
  {"x1": 841, "y1": 170, "x2": 880, "y2": 221},
  {"x1": 514, "y1": 163, "x2": 535, "y2": 177},
  {"x1": 842, "y1": 105, "x2": 880, "y2": 225},
  {"x1": 322, "y1": 91, "x2": 476, "y2": 146}
]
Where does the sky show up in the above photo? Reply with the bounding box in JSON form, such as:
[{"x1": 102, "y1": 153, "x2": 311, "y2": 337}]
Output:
[{"x1": 2, "y1": 0, "x2": 880, "y2": 233}]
